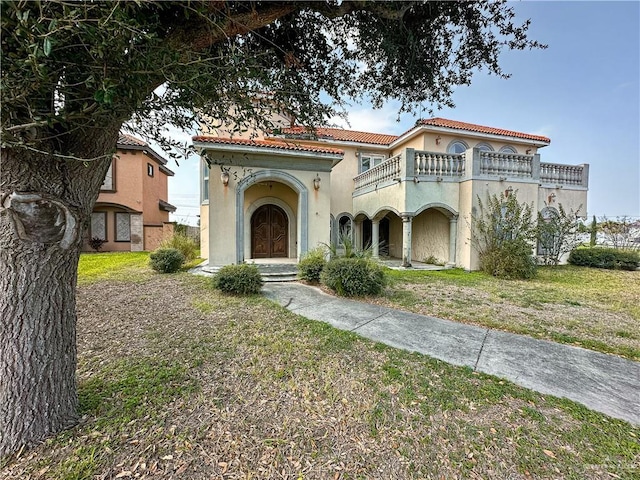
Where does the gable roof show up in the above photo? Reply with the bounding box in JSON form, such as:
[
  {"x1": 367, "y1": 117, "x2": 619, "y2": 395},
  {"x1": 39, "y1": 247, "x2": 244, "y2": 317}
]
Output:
[
  {"x1": 192, "y1": 136, "x2": 344, "y2": 155},
  {"x1": 117, "y1": 133, "x2": 175, "y2": 175},
  {"x1": 416, "y1": 118, "x2": 550, "y2": 144},
  {"x1": 278, "y1": 126, "x2": 399, "y2": 146}
]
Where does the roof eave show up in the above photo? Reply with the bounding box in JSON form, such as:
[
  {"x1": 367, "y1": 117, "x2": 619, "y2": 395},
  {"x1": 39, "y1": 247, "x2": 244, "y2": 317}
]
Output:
[{"x1": 414, "y1": 124, "x2": 550, "y2": 147}]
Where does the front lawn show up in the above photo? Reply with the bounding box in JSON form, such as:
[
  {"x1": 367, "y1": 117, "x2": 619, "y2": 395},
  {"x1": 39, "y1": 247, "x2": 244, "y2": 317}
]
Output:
[
  {"x1": 2, "y1": 256, "x2": 638, "y2": 479},
  {"x1": 380, "y1": 266, "x2": 640, "y2": 360}
]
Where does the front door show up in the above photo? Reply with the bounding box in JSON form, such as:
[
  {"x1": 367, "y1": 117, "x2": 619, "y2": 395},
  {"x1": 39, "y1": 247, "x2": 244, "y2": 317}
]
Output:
[{"x1": 251, "y1": 204, "x2": 288, "y2": 258}]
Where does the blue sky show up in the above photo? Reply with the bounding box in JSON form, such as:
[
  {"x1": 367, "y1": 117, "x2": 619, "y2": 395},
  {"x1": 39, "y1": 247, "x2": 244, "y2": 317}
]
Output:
[{"x1": 169, "y1": 0, "x2": 640, "y2": 225}]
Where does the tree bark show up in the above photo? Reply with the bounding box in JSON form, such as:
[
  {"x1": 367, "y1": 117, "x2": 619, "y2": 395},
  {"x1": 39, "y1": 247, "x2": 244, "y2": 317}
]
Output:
[{"x1": 0, "y1": 129, "x2": 118, "y2": 456}]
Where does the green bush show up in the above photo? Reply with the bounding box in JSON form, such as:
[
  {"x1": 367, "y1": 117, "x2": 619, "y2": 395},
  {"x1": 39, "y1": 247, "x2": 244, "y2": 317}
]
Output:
[
  {"x1": 568, "y1": 247, "x2": 639, "y2": 271},
  {"x1": 297, "y1": 247, "x2": 327, "y2": 283},
  {"x1": 149, "y1": 248, "x2": 185, "y2": 273},
  {"x1": 480, "y1": 238, "x2": 537, "y2": 279},
  {"x1": 320, "y1": 257, "x2": 386, "y2": 297},
  {"x1": 212, "y1": 264, "x2": 263, "y2": 294},
  {"x1": 160, "y1": 233, "x2": 198, "y2": 262}
]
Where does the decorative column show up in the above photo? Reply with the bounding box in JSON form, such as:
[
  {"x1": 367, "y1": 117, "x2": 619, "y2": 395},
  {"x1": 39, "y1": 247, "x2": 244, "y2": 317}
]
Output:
[
  {"x1": 372, "y1": 219, "x2": 380, "y2": 258},
  {"x1": 401, "y1": 214, "x2": 413, "y2": 268},
  {"x1": 354, "y1": 220, "x2": 362, "y2": 250},
  {"x1": 448, "y1": 216, "x2": 458, "y2": 266}
]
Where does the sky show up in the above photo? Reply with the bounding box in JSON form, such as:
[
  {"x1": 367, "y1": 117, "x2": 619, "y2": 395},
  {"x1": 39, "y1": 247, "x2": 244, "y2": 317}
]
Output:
[{"x1": 167, "y1": 0, "x2": 640, "y2": 226}]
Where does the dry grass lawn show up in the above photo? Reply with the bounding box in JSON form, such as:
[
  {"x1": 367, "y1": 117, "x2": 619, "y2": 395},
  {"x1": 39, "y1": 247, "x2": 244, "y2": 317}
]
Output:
[{"x1": 2, "y1": 262, "x2": 638, "y2": 479}]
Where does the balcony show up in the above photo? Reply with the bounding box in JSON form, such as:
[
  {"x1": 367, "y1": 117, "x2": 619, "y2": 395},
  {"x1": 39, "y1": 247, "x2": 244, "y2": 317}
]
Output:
[{"x1": 353, "y1": 148, "x2": 588, "y2": 194}]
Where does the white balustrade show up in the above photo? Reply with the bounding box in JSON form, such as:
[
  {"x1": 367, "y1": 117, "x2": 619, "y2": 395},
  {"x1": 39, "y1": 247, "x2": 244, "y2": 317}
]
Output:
[
  {"x1": 479, "y1": 151, "x2": 533, "y2": 177},
  {"x1": 540, "y1": 162, "x2": 584, "y2": 186},
  {"x1": 353, "y1": 153, "x2": 402, "y2": 190},
  {"x1": 414, "y1": 151, "x2": 465, "y2": 176}
]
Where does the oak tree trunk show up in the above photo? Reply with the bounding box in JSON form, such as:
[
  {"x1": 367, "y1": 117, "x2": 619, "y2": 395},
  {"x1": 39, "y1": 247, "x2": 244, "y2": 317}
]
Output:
[{"x1": 0, "y1": 128, "x2": 119, "y2": 456}]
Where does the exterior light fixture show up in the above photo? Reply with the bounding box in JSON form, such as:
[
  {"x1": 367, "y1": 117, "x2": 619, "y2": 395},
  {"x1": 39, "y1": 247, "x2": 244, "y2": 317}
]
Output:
[
  {"x1": 548, "y1": 192, "x2": 556, "y2": 203},
  {"x1": 505, "y1": 186, "x2": 513, "y2": 197},
  {"x1": 435, "y1": 136, "x2": 442, "y2": 145},
  {"x1": 313, "y1": 174, "x2": 321, "y2": 190},
  {"x1": 526, "y1": 148, "x2": 532, "y2": 154},
  {"x1": 221, "y1": 170, "x2": 230, "y2": 186}
]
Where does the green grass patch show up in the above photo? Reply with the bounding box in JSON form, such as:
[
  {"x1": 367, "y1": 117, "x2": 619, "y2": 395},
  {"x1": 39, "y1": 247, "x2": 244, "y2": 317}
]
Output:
[{"x1": 77, "y1": 252, "x2": 153, "y2": 284}]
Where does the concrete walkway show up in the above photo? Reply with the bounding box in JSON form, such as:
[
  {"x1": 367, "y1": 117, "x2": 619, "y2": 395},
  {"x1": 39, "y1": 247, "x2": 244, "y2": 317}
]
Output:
[{"x1": 263, "y1": 282, "x2": 640, "y2": 425}]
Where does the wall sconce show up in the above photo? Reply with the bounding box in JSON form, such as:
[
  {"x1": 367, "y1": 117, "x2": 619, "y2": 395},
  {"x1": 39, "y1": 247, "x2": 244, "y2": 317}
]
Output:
[
  {"x1": 548, "y1": 192, "x2": 556, "y2": 203},
  {"x1": 526, "y1": 148, "x2": 532, "y2": 155},
  {"x1": 221, "y1": 170, "x2": 230, "y2": 186},
  {"x1": 505, "y1": 186, "x2": 513, "y2": 197},
  {"x1": 313, "y1": 174, "x2": 321, "y2": 190},
  {"x1": 435, "y1": 136, "x2": 441, "y2": 145}
]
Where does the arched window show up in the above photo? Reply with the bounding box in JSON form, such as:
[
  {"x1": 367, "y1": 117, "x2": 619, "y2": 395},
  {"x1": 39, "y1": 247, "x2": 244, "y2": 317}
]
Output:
[
  {"x1": 499, "y1": 145, "x2": 517, "y2": 154},
  {"x1": 337, "y1": 214, "x2": 353, "y2": 245},
  {"x1": 476, "y1": 142, "x2": 494, "y2": 152},
  {"x1": 447, "y1": 140, "x2": 468, "y2": 154}
]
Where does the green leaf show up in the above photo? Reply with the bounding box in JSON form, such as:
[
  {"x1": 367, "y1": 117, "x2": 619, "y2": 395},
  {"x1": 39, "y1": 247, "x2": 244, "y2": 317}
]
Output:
[{"x1": 43, "y1": 38, "x2": 52, "y2": 56}]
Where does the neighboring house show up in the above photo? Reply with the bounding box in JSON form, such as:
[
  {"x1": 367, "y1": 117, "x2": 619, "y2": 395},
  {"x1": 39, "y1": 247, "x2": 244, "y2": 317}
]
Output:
[
  {"x1": 84, "y1": 133, "x2": 176, "y2": 252},
  {"x1": 195, "y1": 116, "x2": 588, "y2": 270}
]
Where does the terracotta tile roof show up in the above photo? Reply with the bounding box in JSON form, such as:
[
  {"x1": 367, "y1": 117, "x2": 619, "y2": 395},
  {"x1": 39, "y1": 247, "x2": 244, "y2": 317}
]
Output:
[
  {"x1": 192, "y1": 136, "x2": 344, "y2": 155},
  {"x1": 117, "y1": 133, "x2": 148, "y2": 147},
  {"x1": 117, "y1": 133, "x2": 172, "y2": 167},
  {"x1": 279, "y1": 126, "x2": 398, "y2": 146},
  {"x1": 418, "y1": 118, "x2": 550, "y2": 143}
]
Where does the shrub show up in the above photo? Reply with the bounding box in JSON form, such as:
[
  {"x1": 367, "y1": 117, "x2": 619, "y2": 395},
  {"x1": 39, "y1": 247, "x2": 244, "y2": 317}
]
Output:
[
  {"x1": 480, "y1": 238, "x2": 537, "y2": 279},
  {"x1": 88, "y1": 236, "x2": 107, "y2": 252},
  {"x1": 568, "y1": 247, "x2": 639, "y2": 271},
  {"x1": 320, "y1": 257, "x2": 385, "y2": 297},
  {"x1": 160, "y1": 233, "x2": 198, "y2": 262},
  {"x1": 297, "y1": 247, "x2": 326, "y2": 283},
  {"x1": 149, "y1": 248, "x2": 185, "y2": 273},
  {"x1": 212, "y1": 264, "x2": 263, "y2": 294}
]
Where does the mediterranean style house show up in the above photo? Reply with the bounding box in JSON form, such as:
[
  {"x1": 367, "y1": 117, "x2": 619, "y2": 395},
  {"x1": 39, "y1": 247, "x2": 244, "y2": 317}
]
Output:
[
  {"x1": 84, "y1": 133, "x2": 176, "y2": 252},
  {"x1": 195, "y1": 116, "x2": 588, "y2": 270}
]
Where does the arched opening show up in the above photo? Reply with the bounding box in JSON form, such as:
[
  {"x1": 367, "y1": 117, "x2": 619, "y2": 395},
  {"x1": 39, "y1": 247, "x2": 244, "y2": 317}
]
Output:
[
  {"x1": 251, "y1": 204, "x2": 288, "y2": 258},
  {"x1": 362, "y1": 217, "x2": 390, "y2": 256}
]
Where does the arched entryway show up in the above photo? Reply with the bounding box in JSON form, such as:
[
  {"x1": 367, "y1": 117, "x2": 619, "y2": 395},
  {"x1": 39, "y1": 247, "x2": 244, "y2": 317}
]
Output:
[{"x1": 251, "y1": 204, "x2": 288, "y2": 258}]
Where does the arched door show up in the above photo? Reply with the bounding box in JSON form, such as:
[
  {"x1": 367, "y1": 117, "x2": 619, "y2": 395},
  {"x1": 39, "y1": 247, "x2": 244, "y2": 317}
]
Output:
[{"x1": 251, "y1": 204, "x2": 288, "y2": 258}]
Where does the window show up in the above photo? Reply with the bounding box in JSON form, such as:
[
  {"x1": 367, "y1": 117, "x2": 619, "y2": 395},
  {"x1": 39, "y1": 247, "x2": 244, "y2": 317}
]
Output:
[
  {"x1": 101, "y1": 159, "x2": 114, "y2": 191},
  {"x1": 476, "y1": 142, "x2": 494, "y2": 152},
  {"x1": 115, "y1": 212, "x2": 131, "y2": 241},
  {"x1": 337, "y1": 215, "x2": 353, "y2": 244},
  {"x1": 147, "y1": 163, "x2": 154, "y2": 177},
  {"x1": 499, "y1": 145, "x2": 517, "y2": 154},
  {"x1": 537, "y1": 207, "x2": 559, "y2": 255},
  {"x1": 447, "y1": 140, "x2": 468, "y2": 154},
  {"x1": 360, "y1": 153, "x2": 386, "y2": 173},
  {"x1": 202, "y1": 162, "x2": 210, "y2": 203},
  {"x1": 90, "y1": 212, "x2": 107, "y2": 240}
]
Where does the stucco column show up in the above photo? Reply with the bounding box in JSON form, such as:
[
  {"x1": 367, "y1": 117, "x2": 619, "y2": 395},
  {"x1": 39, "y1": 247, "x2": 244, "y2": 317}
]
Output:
[
  {"x1": 401, "y1": 214, "x2": 413, "y2": 268},
  {"x1": 354, "y1": 220, "x2": 362, "y2": 250},
  {"x1": 371, "y1": 219, "x2": 380, "y2": 259},
  {"x1": 448, "y1": 216, "x2": 458, "y2": 266}
]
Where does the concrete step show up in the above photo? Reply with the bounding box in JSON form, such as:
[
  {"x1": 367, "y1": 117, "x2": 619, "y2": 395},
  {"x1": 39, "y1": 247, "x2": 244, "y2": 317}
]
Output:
[{"x1": 193, "y1": 264, "x2": 298, "y2": 282}]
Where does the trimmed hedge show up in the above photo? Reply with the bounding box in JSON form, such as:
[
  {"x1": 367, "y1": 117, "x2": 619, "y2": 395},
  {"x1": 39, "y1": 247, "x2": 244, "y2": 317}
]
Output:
[
  {"x1": 568, "y1": 247, "x2": 639, "y2": 271},
  {"x1": 320, "y1": 257, "x2": 385, "y2": 297},
  {"x1": 297, "y1": 247, "x2": 327, "y2": 283},
  {"x1": 212, "y1": 263, "x2": 263, "y2": 294},
  {"x1": 149, "y1": 248, "x2": 185, "y2": 273}
]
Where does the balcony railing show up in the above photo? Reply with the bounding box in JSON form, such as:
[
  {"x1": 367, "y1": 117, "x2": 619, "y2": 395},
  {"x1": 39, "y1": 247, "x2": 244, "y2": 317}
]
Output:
[
  {"x1": 415, "y1": 151, "x2": 465, "y2": 176},
  {"x1": 354, "y1": 152, "x2": 401, "y2": 190},
  {"x1": 352, "y1": 147, "x2": 588, "y2": 193}
]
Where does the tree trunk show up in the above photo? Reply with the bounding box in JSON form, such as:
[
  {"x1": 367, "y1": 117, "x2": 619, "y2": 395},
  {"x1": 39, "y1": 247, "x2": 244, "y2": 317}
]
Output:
[{"x1": 0, "y1": 129, "x2": 118, "y2": 456}]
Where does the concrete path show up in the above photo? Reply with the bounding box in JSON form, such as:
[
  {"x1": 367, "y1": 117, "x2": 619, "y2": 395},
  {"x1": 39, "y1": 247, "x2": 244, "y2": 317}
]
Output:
[{"x1": 263, "y1": 282, "x2": 640, "y2": 426}]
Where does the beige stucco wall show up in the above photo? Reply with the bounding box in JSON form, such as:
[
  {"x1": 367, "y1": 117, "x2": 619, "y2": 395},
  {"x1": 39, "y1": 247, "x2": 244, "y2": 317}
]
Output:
[{"x1": 200, "y1": 203, "x2": 209, "y2": 260}]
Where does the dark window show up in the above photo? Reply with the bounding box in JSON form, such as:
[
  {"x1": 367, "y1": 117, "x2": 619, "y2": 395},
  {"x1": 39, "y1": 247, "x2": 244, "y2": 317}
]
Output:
[
  {"x1": 90, "y1": 212, "x2": 107, "y2": 240},
  {"x1": 147, "y1": 163, "x2": 154, "y2": 177},
  {"x1": 101, "y1": 158, "x2": 115, "y2": 191},
  {"x1": 115, "y1": 212, "x2": 131, "y2": 241}
]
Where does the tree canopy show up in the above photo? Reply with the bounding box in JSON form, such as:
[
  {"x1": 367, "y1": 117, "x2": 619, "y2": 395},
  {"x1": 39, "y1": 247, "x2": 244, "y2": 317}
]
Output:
[{"x1": 2, "y1": 0, "x2": 543, "y2": 159}]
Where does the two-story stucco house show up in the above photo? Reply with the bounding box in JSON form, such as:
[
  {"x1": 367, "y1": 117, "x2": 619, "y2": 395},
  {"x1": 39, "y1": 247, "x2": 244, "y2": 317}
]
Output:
[
  {"x1": 84, "y1": 133, "x2": 176, "y2": 252},
  {"x1": 195, "y1": 116, "x2": 588, "y2": 270}
]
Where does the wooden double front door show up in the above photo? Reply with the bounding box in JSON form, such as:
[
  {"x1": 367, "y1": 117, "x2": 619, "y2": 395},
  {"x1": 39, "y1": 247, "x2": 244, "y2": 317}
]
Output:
[{"x1": 251, "y1": 204, "x2": 288, "y2": 258}]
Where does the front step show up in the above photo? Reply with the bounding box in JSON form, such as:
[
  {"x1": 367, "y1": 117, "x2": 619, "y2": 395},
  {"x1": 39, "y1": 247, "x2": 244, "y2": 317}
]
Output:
[{"x1": 192, "y1": 263, "x2": 298, "y2": 282}]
